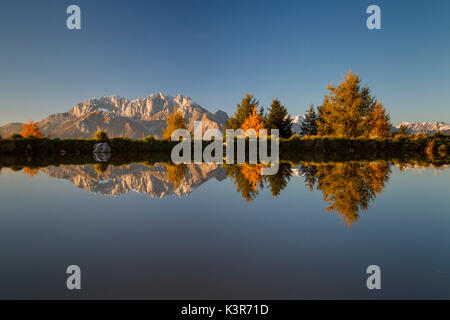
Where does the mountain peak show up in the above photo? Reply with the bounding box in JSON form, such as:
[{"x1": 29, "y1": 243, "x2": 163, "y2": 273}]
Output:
[
  {"x1": 394, "y1": 121, "x2": 450, "y2": 135},
  {"x1": 0, "y1": 93, "x2": 229, "y2": 139}
]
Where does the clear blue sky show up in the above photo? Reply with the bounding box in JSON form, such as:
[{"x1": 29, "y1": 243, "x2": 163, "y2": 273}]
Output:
[{"x1": 0, "y1": 0, "x2": 449, "y2": 125}]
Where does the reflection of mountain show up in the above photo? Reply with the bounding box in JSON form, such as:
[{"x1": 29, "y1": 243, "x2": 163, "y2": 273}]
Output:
[
  {"x1": 13, "y1": 160, "x2": 442, "y2": 226},
  {"x1": 40, "y1": 163, "x2": 227, "y2": 198}
]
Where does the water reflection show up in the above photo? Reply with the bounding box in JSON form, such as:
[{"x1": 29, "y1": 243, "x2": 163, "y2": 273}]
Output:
[
  {"x1": 224, "y1": 163, "x2": 293, "y2": 201},
  {"x1": 38, "y1": 163, "x2": 226, "y2": 198},
  {"x1": 223, "y1": 162, "x2": 391, "y2": 225},
  {"x1": 3, "y1": 161, "x2": 446, "y2": 226},
  {"x1": 301, "y1": 162, "x2": 391, "y2": 226}
]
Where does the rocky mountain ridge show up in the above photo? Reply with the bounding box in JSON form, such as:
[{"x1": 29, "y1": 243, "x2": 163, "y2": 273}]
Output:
[
  {"x1": 40, "y1": 163, "x2": 227, "y2": 198},
  {"x1": 0, "y1": 94, "x2": 228, "y2": 139}
]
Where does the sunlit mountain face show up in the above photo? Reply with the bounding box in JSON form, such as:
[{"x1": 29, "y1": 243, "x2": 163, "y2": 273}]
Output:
[
  {"x1": 0, "y1": 94, "x2": 229, "y2": 139},
  {"x1": 39, "y1": 163, "x2": 227, "y2": 198}
]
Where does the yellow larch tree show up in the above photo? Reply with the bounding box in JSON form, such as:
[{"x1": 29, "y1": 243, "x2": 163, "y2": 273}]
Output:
[{"x1": 241, "y1": 106, "x2": 265, "y2": 136}]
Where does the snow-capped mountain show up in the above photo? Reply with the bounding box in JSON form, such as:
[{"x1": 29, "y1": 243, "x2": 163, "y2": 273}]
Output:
[
  {"x1": 40, "y1": 163, "x2": 227, "y2": 198},
  {"x1": 392, "y1": 122, "x2": 450, "y2": 135},
  {"x1": 0, "y1": 94, "x2": 228, "y2": 139},
  {"x1": 290, "y1": 114, "x2": 305, "y2": 135},
  {"x1": 289, "y1": 116, "x2": 450, "y2": 136}
]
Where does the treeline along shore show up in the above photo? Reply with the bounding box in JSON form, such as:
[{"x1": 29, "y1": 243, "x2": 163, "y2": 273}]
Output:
[
  {"x1": 0, "y1": 134, "x2": 449, "y2": 167},
  {"x1": 1, "y1": 71, "x2": 449, "y2": 167}
]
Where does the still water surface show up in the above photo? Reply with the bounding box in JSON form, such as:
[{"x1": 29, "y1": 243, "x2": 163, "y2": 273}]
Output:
[{"x1": 0, "y1": 162, "x2": 449, "y2": 299}]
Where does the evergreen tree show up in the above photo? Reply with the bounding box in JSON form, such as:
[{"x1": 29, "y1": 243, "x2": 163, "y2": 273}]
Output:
[
  {"x1": 265, "y1": 99, "x2": 293, "y2": 138},
  {"x1": 300, "y1": 105, "x2": 318, "y2": 136},
  {"x1": 225, "y1": 94, "x2": 260, "y2": 130},
  {"x1": 163, "y1": 109, "x2": 187, "y2": 140},
  {"x1": 300, "y1": 164, "x2": 317, "y2": 191},
  {"x1": 265, "y1": 163, "x2": 292, "y2": 197},
  {"x1": 397, "y1": 124, "x2": 408, "y2": 137}
]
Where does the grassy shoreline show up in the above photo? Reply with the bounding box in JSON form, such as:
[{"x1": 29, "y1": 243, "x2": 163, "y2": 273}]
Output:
[{"x1": 0, "y1": 135, "x2": 448, "y2": 167}]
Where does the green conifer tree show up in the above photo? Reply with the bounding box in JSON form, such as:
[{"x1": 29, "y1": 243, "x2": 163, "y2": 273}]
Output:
[
  {"x1": 300, "y1": 105, "x2": 318, "y2": 136},
  {"x1": 398, "y1": 124, "x2": 409, "y2": 137},
  {"x1": 265, "y1": 99, "x2": 293, "y2": 138},
  {"x1": 225, "y1": 94, "x2": 260, "y2": 131}
]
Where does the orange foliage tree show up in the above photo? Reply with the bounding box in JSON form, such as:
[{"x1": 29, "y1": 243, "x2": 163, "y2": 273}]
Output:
[
  {"x1": 23, "y1": 167, "x2": 39, "y2": 178},
  {"x1": 20, "y1": 121, "x2": 44, "y2": 138},
  {"x1": 240, "y1": 164, "x2": 265, "y2": 193},
  {"x1": 241, "y1": 107, "x2": 265, "y2": 136},
  {"x1": 165, "y1": 163, "x2": 187, "y2": 187},
  {"x1": 368, "y1": 103, "x2": 391, "y2": 138}
]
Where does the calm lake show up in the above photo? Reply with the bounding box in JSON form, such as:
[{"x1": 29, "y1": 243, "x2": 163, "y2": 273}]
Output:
[{"x1": 0, "y1": 162, "x2": 449, "y2": 299}]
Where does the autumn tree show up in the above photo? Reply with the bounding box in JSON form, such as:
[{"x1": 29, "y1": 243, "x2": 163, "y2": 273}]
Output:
[
  {"x1": 317, "y1": 71, "x2": 390, "y2": 138},
  {"x1": 23, "y1": 167, "x2": 39, "y2": 178},
  {"x1": 94, "y1": 163, "x2": 109, "y2": 174},
  {"x1": 300, "y1": 105, "x2": 318, "y2": 136},
  {"x1": 94, "y1": 130, "x2": 109, "y2": 142},
  {"x1": 163, "y1": 109, "x2": 187, "y2": 140},
  {"x1": 368, "y1": 102, "x2": 391, "y2": 137},
  {"x1": 225, "y1": 94, "x2": 260, "y2": 131},
  {"x1": 314, "y1": 161, "x2": 391, "y2": 226},
  {"x1": 241, "y1": 106, "x2": 265, "y2": 136},
  {"x1": 165, "y1": 163, "x2": 187, "y2": 187},
  {"x1": 265, "y1": 99, "x2": 293, "y2": 138},
  {"x1": 20, "y1": 121, "x2": 44, "y2": 138},
  {"x1": 224, "y1": 164, "x2": 263, "y2": 202}
]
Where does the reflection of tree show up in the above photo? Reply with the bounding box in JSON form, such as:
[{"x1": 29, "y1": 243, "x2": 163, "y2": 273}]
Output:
[
  {"x1": 224, "y1": 164, "x2": 264, "y2": 202},
  {"x1": 94, "y1": 163, "x2": 109, "y2": 175},
  {"x1": 225, "y1": 163, "x2": 293, "y2": 201},
  {"x1": 241, "y1": 164, "x2": 265, "y2": 192},
  {"x1": 165, "y1": 163, "x2": 187, "y2": 187},
  {"x1": 300, "y1": 164, "x2": 317, "y2": 191},
  {"x1": 302, "y1": 162, "x2": 391, "y2": 226},
  {"x1": 265, "y1": 163, "x2": 292, "y2": 197},
  {"x1": 22, "y1": 167, "x2": 39, "y2": 178}
]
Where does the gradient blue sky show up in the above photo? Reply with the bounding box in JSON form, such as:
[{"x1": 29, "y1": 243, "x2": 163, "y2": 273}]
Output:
[{"x1": 0, "y1": 0, "x2": 449, "y2": 125}]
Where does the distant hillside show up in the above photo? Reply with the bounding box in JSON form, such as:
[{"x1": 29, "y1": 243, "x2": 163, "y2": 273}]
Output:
[{"x1": 0, "y1": 94, "x2": 228, "y2": 139}]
